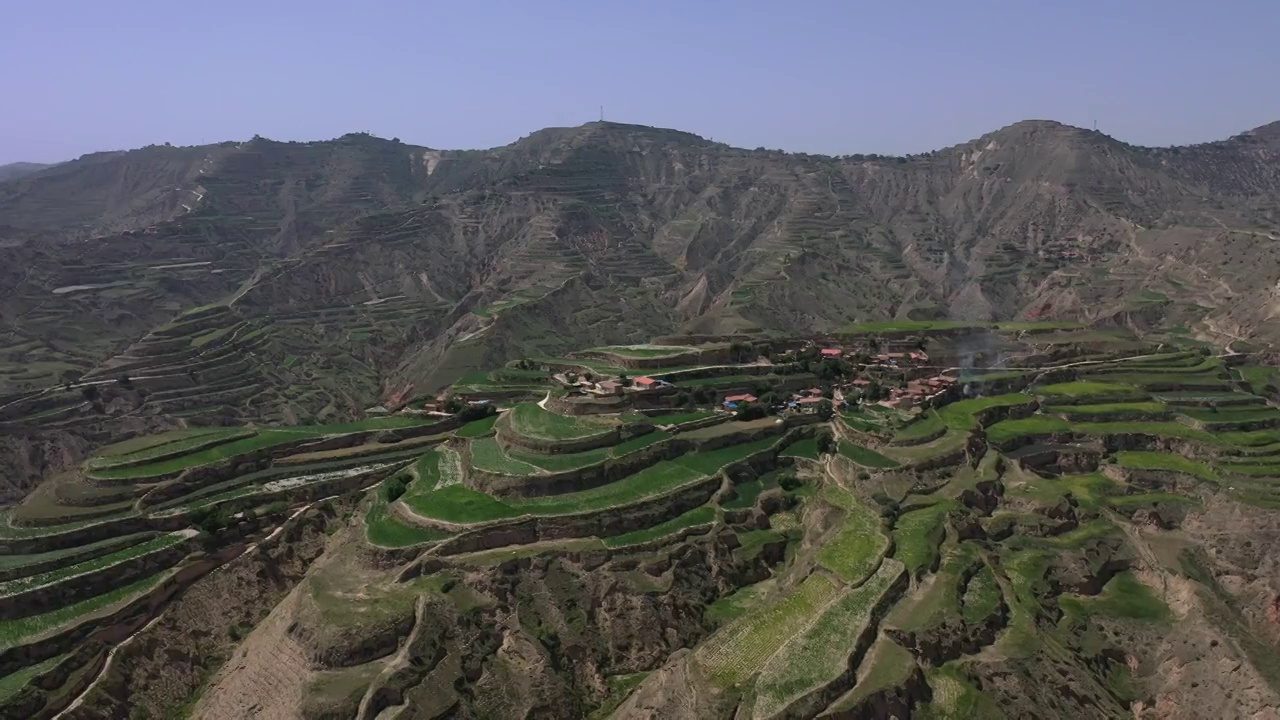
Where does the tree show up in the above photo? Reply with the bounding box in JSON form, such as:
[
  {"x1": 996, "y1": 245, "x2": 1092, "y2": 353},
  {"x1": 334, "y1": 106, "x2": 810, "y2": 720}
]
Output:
[
  {"x1": 816, "y1": 430, "x2": 835, "y2": 454},
  {"x1": 674, "y1": 391, "x2": 691, "y2": 406},
  {"x1": 692, "y1": 387, "x2": 714, "y2": 405},
  {"x1": 736, "y1": 401, "x2": 766, "y2": 421},
  {"x1": 817, "y1": 399, "x2": 835, "y2": 421},
  {"x1": 117, "y1": 373, "x2": 133, "y2": 389},
  {"x1": 458, "y1": 402, "x2": 496, "y2": 422},
  {"x1": 384, "y1": 475, "x2": 408, "y2": 503},
  {"x1": 443, "y1": 396, "x2": 464, "y2": 414}
]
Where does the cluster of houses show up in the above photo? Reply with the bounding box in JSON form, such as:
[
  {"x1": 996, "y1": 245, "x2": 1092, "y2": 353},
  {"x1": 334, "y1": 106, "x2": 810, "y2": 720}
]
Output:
[
  {"x1": 723, "y1": 388, "x2": 834, "y2": 415},
  {"x1": 876, "y1": 374, "x2": 957, "y2": 409},
  {"x1": 816, "y1": 345, "x2": 930, "y2": 368},
  {"x1": 583, "y1": 375, "x2": 673, "y2": 396}
]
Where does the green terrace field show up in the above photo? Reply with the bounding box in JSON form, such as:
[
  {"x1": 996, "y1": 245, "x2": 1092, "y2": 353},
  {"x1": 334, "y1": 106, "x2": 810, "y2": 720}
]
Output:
[
  {"x1": 86, "y1": 416, "x2": 437, "y2": 481},
  {"x1": 587, "y1": 344, "x2": 698, "y2": 358},
  {"x1": 0, "y1": 569, "x2": 172, "y2": 651},
  {"x1": 1034, "y1": 381, "x2": 1151, "y2": 403},
  {"x1": 603, "y1": 505, "x2": 716, "y2": 548},
  {"x1": 838, "y1": 441, "x2": 900, "y2": 469},
  {"x1": 504, "y1": 431, "x2": 671, "y2": 473},
  {"x1": 507, "y1": 403, "x2": 618, "y2": 440},
  {"x1": 5, "y1": 331, "x2": 1280, "y2": 718}
]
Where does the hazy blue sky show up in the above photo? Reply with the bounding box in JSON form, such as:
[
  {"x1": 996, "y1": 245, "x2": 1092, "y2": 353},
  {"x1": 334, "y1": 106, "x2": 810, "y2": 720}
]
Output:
[{"x1": 3, "y1": 0, "x2": 1278, "y2": 163}]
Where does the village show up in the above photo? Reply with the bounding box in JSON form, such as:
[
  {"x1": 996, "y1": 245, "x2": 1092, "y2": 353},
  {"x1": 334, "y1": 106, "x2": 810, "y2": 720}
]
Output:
[{"x1": 528, "y1": 338, "x2": 962, "y2": 417}]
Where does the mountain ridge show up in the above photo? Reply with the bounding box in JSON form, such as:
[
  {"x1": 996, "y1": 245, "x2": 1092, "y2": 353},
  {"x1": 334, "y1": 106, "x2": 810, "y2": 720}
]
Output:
[{"x1": 1, "y1": 116, "x2": 1279, "y2": 501}]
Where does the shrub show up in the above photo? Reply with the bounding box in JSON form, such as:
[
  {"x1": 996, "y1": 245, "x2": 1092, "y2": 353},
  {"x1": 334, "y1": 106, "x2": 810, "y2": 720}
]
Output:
[
  {"x1": 779, "y1": 473, "x2": 802, "y2": 491},
  {"x1": 384, "y1": 475, "x2": 408, "y2": 502},
  {"x1": 458, "y1": 402, "x2": 497, "y2": 422},
  {"x1": 858, "y1": 471, "x2": 871, "y2": 480},
  {"x1": 816, "y1": 431, "x2": 835, "y2": 454}
]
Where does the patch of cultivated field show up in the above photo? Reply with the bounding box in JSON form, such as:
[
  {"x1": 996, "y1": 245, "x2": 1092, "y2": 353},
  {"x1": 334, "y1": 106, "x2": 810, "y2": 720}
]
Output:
[
  {"x1": 893, "y1": 501, "x2": 958, "y2": 575},
  {"x1": 0, "y1": 569, "x2": 172, "y2": 651},
  {"x1": 508, "y1": 461, "x2": 707, "y2": 516},
  {"x1": 696, "y1": 572, "x2": 841, "y2": 686},
  {"x1": 752, "y1": 559, "x2": 904, "y2": 719},
  {"x1": 818, "y1": 487, "x2": 889, "y2": 584},
  {"x1": 508, "y1": 403, "x2": 615, "y2": 440}
]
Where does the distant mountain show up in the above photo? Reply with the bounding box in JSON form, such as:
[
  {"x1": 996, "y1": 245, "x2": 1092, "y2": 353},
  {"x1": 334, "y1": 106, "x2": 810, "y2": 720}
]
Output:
[
  {"x1": 1, "y1": 119, "x2": 1279, "y2": 493},
  {"x1": 0, "y1": 161, "x2": 53, "y2": 182}
]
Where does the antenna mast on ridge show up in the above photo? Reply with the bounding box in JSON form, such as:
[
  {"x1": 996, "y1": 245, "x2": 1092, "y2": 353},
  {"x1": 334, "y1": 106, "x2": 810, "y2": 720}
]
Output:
[{"x1": 600, "y1": 105, "x2": 604, "y2": 122}]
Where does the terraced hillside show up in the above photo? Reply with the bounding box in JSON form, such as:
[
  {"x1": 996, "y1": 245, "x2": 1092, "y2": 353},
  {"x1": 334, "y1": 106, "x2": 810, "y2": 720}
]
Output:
[
  {"x1": 3, "y1": 327, "x2": 1280, "y2": 718},
  {"x1": 5, "y1": 118, "x2": 1280, "y2": 503}
]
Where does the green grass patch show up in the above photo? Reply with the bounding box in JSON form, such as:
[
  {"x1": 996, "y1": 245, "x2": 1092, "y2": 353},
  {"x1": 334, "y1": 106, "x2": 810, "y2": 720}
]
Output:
[
  {"x1": 961, "y1": 564, "x2": 1002, "y2": 625},
  {"x1": 838, "y1": 440, "x2": 900, "y2": 469},
  {"x1": 752, "y1": 560, "x2": 904, "y2": 719},
  {"x1": 401, "y1": 484, "x2": 519, "y2": 524},
  {"x1": 1035, "y1": 381, "x2": 1150, "y2": 402},
  {"x1": 89, "y1": 428, "x2": 251, "y2": 467},
  {"x1": 780, "y1": 438, "x2": 820, "y2": 460},
  {"x1": 1115, "y1": 451, "x2": 1217, "y2": 480},
  {"x1": 455, "y1": 415, "x2": 498, "y2": 438},
  {"x1": 827, "y1": 638, "x2": 915, "y2": 713},
  {"x1": 611, "y1": 430, "x2": 671, "y2": 455},
  {"x1": 1182, "y1": 407, "x2": 1280, "y2": 424},
  {"x1": 0, "y1": 570, "x2": 170, "y2": 650},
  {"x1": 917, "y1": 663, "x2": 1003, "y2": 719},
  {"x1": 986, "y1": 416, "x2": 1070, "y2": 444},
  {"x1": 1048, "y1": 401, "x2": 1169, "y2": 418},
  {"x1": 0, "y1": 653, "x2": 65, "y2": 703},
  {"x1": 696, "y1": 573, "x2": 840, "y2": 686},
  {"x1": 892, "y1": 411, "x2": 946, "y2": 442},
  {"x1": 704, "y1": 581, "x2": 771, "y2": 627},
  {"x1": 365, "y1": 481, "x2": 449, "y2": 548},
  {"x1": 0, "y1": 533, "x2": 185, "y2": 597},
  {"x1": 936, "y1": 393, "x2": 1035, "y2": 430},
  {"x1": 818, "y1": 487, "x2": 889, "y2": 583},
  {"x1": 469, "y1": 437, "x2": 540, "y2": 475},
  {"x1": 0, "y1": 532, "x2": 153, "y2": 574},
  {"x1": 1059, "y1": 571, "x2": 1169, "y2": 623},
  {"x1": 90, "y1": 417, "x2": 434, "y2": 481},
  {"x1": 603, "y1": 505, "x2": 716, "y2": 547},
  {"x1": 509, "y1": 461, "x2": 707, "y2": 516},
  {"x1": 673, "y1": 437, "x2": 778, "y2": 475},
  {"x1": 508, "y1": 403, "x2": 613, "y2": 440},
  {"x1": 894, "y1": 502, "x2": 957, "y2": 575},
  {"x1": 1108, "y1": 492, "x2": 1198, "y2": 511},
  {"x1": 507, "y1": 446, "x2": 609, "y2": 472}
]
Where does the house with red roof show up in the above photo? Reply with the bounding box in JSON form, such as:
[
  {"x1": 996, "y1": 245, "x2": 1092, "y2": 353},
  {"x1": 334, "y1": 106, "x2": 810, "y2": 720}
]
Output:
[
  {"x1": 633, "y1": 377, "x2": 658, "y2": 389},
  {"x1": 820, "y1": 348, "x2": 843, "y2": 358},
  {"x1": 724, "y1": 393, "x2": 757, "y2": 405}
]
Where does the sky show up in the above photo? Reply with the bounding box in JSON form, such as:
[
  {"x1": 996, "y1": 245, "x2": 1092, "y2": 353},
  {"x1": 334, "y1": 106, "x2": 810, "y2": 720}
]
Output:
[{"x1": 3, "y1": 0, "x2": 1279, "y2": 164}]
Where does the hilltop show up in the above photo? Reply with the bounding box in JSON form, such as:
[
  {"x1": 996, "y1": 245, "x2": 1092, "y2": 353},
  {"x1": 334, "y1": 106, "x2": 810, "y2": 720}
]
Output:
[{"x1": 3, "y1": 326, "x2": 1280, "y2": 717}]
